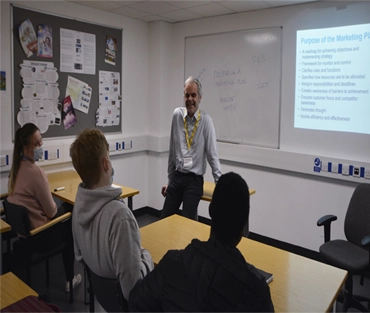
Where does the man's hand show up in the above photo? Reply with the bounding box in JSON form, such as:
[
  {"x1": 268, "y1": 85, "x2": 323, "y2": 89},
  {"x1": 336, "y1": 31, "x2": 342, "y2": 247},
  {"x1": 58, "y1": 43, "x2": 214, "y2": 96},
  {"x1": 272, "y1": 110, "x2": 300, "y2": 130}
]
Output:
[{"x1": 161, "y1": 185, "x2": 168, "y2": 197}]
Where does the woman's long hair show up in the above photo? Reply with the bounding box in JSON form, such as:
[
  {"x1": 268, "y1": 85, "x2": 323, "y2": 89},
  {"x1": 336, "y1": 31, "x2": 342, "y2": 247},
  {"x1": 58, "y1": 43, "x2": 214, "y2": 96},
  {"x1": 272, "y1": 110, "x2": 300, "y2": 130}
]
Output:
[{"x1": 8, "y1": 123, "x2": 39, "y2": 195}]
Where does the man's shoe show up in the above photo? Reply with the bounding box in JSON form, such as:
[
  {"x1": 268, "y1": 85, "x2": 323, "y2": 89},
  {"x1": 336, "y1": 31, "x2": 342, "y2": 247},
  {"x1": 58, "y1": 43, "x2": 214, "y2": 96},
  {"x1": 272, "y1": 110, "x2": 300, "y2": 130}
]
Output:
[{"x1": 65, "y1": 274, "x2": 82, "y2": 293}]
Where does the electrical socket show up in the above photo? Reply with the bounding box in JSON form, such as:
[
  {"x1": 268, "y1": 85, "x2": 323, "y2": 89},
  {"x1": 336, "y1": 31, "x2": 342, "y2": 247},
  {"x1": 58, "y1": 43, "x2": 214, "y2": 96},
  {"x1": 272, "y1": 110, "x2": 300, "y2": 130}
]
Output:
[
  {"x1": 123, "y1": 140, "x2": 132, "y2": 150},
  {"x1": 45, "y1": 149, "x2": 59, "y2": 160},
  {"x1": 0, "y1": 155, "x2": 8, "y2": 167},
  {"x1": 108, "y1": 141, "x2": 116, "y2": 152},
  {"x1": 342, "y1": 164, "x2": 349, "y2": 176},
  {"x1": 352, "y1": 166, "x2": 360, "y2": 178},
  {"x1": 364, "y1": 168, "x2": 370, "y2": 179},
  {"x1": 321, "y1": 161, "x2": 328, "y2": 172},
  {"x1": 331, "y1": 163, "x2": 338, "y2": 173}
]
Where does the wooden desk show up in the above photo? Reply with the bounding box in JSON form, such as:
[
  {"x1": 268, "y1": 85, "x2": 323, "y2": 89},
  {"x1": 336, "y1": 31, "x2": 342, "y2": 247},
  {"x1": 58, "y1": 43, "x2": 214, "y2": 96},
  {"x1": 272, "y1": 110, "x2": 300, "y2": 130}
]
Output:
[
  {"x1": 140, "y1": 215, "x2": 347, "y2": 313},
  {"x1": 0, "y1": 218, "x2": 11, "y2": 275},
  {"x1": 47, "y1": 170, "x2": 140, "y2": 210},
  {"x1": 1, "y1": 193, "x2": 8, "y2": 215},
  {"x1": 202, "y1": 181, "x2": 255, "y2": 202},
  {"x1": 0, "y1": 272, "x2": 38, "y2": 309}
]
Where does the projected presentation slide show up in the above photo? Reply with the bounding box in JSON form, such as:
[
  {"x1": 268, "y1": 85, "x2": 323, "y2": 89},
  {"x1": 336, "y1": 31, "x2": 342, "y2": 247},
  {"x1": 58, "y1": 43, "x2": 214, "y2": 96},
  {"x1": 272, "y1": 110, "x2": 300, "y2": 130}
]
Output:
[{"x1": 295, "y1": 23, "x2": 370, "y2": 134}]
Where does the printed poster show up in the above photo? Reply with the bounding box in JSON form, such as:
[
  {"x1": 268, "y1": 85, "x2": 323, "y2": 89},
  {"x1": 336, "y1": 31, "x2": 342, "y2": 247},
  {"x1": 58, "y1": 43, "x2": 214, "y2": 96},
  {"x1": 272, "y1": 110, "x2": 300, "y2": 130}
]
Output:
[
  {"x1": 65, "y1": 76, "x2": 92, "y2": 114},
  {"x1": 105, "y1": 36, "x2": 117, "y2": 65},
  {"x1": 18, "y1": 19, "x2": 38, "y2": 58},
  {"x1": 60, "y1": 28, "x2": 96, "y2": 74},
  {"x1": 96, "y1": 71, "x2": 121, "y2": 126},
  {"x1": 37, "y1": 24, "x2": 53, "y2": 58}
]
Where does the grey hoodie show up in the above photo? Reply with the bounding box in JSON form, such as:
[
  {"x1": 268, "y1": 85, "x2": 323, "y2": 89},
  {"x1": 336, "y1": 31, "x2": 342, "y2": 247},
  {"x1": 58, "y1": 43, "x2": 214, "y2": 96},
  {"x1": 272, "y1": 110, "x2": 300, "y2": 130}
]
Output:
[{"x1": 72, "y1": 182, "x2": 153, "y2": 300}]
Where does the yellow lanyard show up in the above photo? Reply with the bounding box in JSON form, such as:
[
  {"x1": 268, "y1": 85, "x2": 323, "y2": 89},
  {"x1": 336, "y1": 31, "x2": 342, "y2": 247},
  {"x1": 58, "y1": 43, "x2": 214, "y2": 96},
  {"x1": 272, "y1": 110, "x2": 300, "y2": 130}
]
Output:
[{"x1": 184, "y1": 109, "x2": 201, "y2": 151}]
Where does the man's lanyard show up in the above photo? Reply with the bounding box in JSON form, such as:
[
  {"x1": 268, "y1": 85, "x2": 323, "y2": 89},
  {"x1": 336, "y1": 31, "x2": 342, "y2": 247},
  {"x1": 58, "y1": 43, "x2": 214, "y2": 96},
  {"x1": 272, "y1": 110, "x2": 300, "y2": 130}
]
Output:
[{"x1": 184, "y1": 109, "x2": 201, "y2": 151}]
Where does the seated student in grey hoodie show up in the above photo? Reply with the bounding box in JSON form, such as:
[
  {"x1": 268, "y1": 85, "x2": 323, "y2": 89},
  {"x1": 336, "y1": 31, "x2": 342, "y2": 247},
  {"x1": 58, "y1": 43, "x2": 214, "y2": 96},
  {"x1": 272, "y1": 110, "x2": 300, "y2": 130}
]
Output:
[
  {"x1": 129, "y1": 172, "x2": 274, "y2": 312},
  {"x1": 70, "y1": 128, "x2": 153, "y2": 303}
]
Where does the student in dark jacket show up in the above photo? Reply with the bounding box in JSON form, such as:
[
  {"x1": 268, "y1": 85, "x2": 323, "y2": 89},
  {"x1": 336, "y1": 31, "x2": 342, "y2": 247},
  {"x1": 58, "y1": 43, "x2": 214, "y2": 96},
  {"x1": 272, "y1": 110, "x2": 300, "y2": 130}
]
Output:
[{"x1": 129, "y1": 172, "x2": 274, "y2": 312}]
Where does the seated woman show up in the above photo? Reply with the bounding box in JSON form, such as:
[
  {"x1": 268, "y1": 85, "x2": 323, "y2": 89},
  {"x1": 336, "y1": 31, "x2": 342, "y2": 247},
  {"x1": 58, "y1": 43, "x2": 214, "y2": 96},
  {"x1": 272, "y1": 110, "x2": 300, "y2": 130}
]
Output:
[
  {"x1": 70, "y1": 128, "x2": 153, "y2": 303},
  {"x1": 7, "y1": 123, "x2": 81, "y2": 292}
]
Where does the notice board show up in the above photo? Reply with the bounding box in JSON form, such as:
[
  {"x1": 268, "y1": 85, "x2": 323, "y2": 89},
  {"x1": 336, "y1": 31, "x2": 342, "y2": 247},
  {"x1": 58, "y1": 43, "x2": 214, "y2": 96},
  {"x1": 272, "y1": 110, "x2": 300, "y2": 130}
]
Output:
[{"x1": 12, "y1": 5, "x2": 122, "y2": 138}]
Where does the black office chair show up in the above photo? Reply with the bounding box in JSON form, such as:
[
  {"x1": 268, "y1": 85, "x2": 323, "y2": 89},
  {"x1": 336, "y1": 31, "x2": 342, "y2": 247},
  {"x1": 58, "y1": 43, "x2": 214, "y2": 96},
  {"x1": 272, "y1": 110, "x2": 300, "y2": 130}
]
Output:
[
  {"x1": 3, "y1": 197, "x2": 75, "y2": 303},
  {"x1": 85, "y1": 263, "x2": 127, "y2": 312},
  {"x1": 317, "y1": 183, "x2": 370, "y2": 312}
]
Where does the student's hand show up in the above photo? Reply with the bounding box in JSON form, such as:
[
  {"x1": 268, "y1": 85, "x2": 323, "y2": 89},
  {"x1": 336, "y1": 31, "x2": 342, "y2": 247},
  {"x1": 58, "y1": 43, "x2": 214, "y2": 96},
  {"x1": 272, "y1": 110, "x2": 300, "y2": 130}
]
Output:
[{"x1": 161, "y1": 185, "x2": 168, "y2": 197}]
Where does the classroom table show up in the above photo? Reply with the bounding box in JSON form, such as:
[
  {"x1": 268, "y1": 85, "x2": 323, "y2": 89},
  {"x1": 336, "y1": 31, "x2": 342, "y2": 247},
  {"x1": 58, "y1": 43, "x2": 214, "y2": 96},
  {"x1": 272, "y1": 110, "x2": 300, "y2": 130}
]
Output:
[
  {"x1": 140, "y1": 214, "x2": 348, "y2": 313},
  {"x1": 0, "y1": 218, "x2": 11, "y2": 275},
  {"x1": 202, "y1": 181, "x2": 255, "y2": 202},
  {"x1": 0, "y1": 272, "x2": 38, "y2": 309},
  {"x1": 47, "y1": 169, "x2": 140, "y2": 209}
]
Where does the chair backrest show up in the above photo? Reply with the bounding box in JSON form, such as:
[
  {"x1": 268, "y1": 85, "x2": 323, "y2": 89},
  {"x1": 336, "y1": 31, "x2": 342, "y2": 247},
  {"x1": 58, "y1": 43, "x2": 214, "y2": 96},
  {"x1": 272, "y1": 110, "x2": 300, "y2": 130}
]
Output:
[
  {"x1": 344, "y1": 183, "x2": 370, "y2": 247},
  {"x1": 3, "y1": 197, "x2": 31, "y2": 237},
  {"x1": 85, "y1": 265, "x2": 128, "y2": 312}
]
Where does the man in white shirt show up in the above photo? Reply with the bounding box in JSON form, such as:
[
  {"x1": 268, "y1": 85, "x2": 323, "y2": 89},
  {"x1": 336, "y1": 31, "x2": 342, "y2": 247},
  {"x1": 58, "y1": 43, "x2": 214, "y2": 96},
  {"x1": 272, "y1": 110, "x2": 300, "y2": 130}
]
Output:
[{"x1": 161, "y1": 76, "x2": 222, "y2": 220}]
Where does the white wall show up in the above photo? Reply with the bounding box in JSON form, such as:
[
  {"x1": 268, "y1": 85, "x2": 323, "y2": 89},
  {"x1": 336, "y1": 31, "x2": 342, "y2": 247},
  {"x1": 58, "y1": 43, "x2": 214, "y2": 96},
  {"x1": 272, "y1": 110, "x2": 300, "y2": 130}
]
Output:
[{"x1": 2, "y1": 1, "x2": 368, "y2": 252}]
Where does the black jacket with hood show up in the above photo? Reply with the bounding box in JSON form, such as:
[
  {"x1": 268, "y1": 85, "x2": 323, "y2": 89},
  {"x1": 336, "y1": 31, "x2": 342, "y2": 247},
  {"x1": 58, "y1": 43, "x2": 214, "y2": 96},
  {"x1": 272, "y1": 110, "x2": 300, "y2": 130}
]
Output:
[{"x1": 129, "y1": 237, "x2": 274, "y2": 312}]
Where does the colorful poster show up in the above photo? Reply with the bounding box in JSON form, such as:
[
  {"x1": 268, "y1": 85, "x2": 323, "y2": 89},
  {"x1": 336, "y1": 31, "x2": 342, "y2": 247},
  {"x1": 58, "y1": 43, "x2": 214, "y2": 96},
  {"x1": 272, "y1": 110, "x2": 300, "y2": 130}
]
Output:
[
  {"x1": 105, "y1": 36, "x2": 117, "y2": 65},
  {"x1": 0, "y1": 71, "x2": 5, "y2": 90},
  {"x1": 62, "y1": 95, "x2": 77, "y2": 130},
  {"x1": 37, "y1": 24, "x2": 53, "y2": 58},
  {"x1": 18, "y1": 19, "x2": 38, "y2": 58}
]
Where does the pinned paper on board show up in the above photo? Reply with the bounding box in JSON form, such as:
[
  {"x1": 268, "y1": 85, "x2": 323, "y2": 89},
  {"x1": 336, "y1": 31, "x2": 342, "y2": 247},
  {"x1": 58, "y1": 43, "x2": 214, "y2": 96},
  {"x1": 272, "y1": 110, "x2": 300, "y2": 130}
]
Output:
[
  {"x1": 37, "y1": 24, "x2": 53, "y2": 58},
  {"x1": 19, "y1": 19, "x2": 38, "y2": 58},
  {"x1": 62, "y1": 95, "x2": 77, "y2": 130},
  {"x1": 105, "y1": 36, "x2": 117, "y2": 65},
  {"x1": 18, "y1": 60, "x2": 61, "y2": 133},
  {"x1": 65, "y1": 76, "x2": 92, "y2": 114},
  {"x1": 96, "y1": 71, "x2": 121, "y2": 126},
  {"x1": 0, "y1": 71, "x2": 5, "y2": 90}
]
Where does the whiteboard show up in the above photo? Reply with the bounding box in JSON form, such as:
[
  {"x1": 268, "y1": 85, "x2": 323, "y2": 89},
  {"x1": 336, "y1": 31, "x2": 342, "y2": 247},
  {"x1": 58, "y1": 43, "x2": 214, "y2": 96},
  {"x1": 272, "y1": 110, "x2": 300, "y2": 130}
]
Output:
[{"x1": 185, "y1": 27, "x2": 282, "y2": 148}]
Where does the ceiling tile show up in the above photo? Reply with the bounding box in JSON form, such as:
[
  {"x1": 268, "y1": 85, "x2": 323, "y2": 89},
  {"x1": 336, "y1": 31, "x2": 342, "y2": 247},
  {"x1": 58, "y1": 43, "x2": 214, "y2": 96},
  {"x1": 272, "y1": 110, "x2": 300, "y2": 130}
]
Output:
[
  {"x1": 187, "y1": 3, "x2": 234, "y2": 17},
  {"x1": 264, "y1": 0, "x2": 313, "y2": 7},
  {"x1": 112, "y1": 6, "x2": 151, "y2": 18},
  {"x1": 158, "y1": 9, "x2": 203, "y2": 22},
  {"x1": 218, "y1": 0, "x2": 270, "y2": 12},
  {"x1": 140, "y1": 14, "x2": 176, "y2": 23},
  {"x1": 111, "y1": 1, "x2": 146, "y2": 5},
  {"x1": 130, "y1": 1, "x2": 179, "y2": 14},
  {"x1": 74, "y1": 0, "x2": 123, "y2": 11},
  {"x1": 167, "y1": 1, "x2": 213, "y2": 9}
]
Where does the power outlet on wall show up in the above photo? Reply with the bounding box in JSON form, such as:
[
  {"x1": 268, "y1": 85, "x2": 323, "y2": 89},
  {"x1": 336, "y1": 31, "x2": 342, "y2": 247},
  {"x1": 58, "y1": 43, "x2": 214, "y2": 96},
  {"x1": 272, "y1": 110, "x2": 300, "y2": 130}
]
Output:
[
  {"x1": 352, "y1": 167, "x2": 360, "y2": 178},
  {"x1": 331, "y1": 163, "x2": 338, "y2": 173},
  {"x1": 0, "y1": 155, "x2": 9, "y2": 167},
  {"x1": 321, "y1": 161, "x2": 328, "y2": 172},
  {"x1": 342, "y1": 164, "x2": 350, "y2": 176},
  {"x1": 108, "y1": 141, "x2": 117, "y2": 152},
  {"x1": 364, "y1": 168, "x2": 370, "y2": 179},
  {"x1": 46, "y1": 149, "x2": 59, "y2": 160}
]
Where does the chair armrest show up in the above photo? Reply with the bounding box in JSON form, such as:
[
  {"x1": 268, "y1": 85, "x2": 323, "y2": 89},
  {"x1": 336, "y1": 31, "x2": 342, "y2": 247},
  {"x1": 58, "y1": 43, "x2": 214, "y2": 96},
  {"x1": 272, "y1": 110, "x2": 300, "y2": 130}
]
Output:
[
  {"x1": 317, "y1": 214, "x2": 337, "y2": 243},
  {"x1": 362, "y1": 234, "x2": 370, "y2": 268},
  {"x1": 29, "y1": 212, "x2": 71, "y2": 236},
  {"x1": 361, "y1": 234, "x2": 370, "y2": 248}
]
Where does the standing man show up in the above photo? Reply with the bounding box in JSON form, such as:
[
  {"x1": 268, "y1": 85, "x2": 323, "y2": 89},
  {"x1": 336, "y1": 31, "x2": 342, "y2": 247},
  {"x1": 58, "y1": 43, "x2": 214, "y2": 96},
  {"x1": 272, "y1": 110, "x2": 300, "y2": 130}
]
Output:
[{"x1": 161, "y1": 76, "x2": 221, "y2": 220}]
